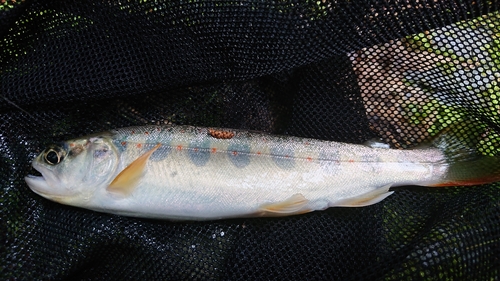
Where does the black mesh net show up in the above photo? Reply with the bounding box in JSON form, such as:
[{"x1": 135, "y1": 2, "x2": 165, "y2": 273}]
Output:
[{"x1": 2, "y1": 0, "x2": 500, "y2": 280}]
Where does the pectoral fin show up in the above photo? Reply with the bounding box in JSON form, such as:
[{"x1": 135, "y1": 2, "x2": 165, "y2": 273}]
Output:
[
  {"x1": 107, "y1": 143, "x2": 161, "y2": 195},
  {"x1": 333, "y1": 184, "x2": 393, "y2": 207},
  {"x1": 258, "y1": 193, "x2": 310, "y2": 216}
]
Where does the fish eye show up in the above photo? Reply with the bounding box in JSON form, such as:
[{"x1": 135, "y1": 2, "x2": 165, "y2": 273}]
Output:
[{"x1": 43, "y1": 147, "x2": 64, "y2": 165}]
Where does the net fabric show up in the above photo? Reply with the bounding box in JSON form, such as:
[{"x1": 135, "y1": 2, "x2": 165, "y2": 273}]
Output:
[{"x1": 2, "y1": 0, "x2": 500, "y2": 280}]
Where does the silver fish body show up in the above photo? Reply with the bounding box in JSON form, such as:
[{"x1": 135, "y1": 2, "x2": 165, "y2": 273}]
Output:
[{"x1": 25, "y1": 125, "x2": 491, "y2": 220}]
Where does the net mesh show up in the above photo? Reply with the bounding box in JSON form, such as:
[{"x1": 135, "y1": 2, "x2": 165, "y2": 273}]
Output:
[{"x1": 2, "y1": 1, "x2": 500, "y2": 280}]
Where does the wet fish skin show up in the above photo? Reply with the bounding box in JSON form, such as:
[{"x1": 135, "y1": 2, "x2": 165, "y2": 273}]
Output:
[{"x1": 24, "y1": 124, "x2": 494, "y2": 220}]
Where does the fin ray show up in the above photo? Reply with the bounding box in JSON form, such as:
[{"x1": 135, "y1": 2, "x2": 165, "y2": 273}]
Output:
[
  {"x1": 258, "y1": 193, "x2": 310, "y2": 216},
  {"x1": 431, "y1": 156, "x2": 500, "y2": 187},
  {"x1": 107, "y1": 143, "x2": 161, "y2": 195},
  {"x1": 333, "y1": 184, "x2": 393, "y2": 207}
]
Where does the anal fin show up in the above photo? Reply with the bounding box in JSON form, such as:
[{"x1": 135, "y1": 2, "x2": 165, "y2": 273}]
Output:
[
  {"x1": 258, "y1": 193, "x2": 311, "y2": 217},
  {"x1": 107, "y1": 143, "x2": 161, "y2": 195},
  {"x1": 333, "y1": 184, "x2": 393, "y2": 207}
]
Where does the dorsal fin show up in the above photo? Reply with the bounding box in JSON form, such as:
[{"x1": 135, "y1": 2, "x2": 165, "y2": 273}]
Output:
[{"x1": 107, "y1": 143, "x2": 161, "y2": 195}]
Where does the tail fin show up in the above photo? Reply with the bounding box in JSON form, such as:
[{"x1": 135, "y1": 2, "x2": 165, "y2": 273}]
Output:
[
  {"x1": 433, "y1": 156, "x2": 500, "y2": 186},
  {"x1": 429, "y1": 120, "x2": 500, "y2": 187}
]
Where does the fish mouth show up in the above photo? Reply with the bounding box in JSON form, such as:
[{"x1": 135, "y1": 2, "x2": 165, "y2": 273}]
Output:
[
  {"x1": 24, "y1": 163, "x2": 58, "y2": 199},
  {"x1": 25, "y1": 173, "x2": 68, "y2": 203},
  {"x1": 25, "y1": 174, "x2": 52, "y2": 198}
]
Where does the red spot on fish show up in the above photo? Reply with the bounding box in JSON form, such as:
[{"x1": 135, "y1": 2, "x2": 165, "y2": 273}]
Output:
[
  {"x1": 232, "y1": 151, "x2": 238, "y2": 156},
  {"x1": 156, "y1": 127, "x2": 161, "y2": 132},
  {"x1": 305, "y1": 142, "x2": 310, "y2": 145},
  {"x1": 145, "y1": 131, "x2": 149, "y2": 135},
  {"x1": 69, "y1": 143, "x2": 75, "y2": 147},
  {"x1": 177, "y1": 145, "x2": 183, "y2": 150},
  {"x1": 131, "y1": 130, "x2": 135, "y2": 135},
  {"x1": 257, "y1": 151, "x2": 261, "y2": 155},
  {"x1": 136, "y1": 143, "x2": 142, "y2": 148},
  {"x1": 121, "y1": 141, "x2": 127, "y2": 146},
  {"x1": 211, "y1": 148, "x2": 217, "y2": 153},
  {"x1": 307, "y1": 157, "x2": 312, "y2": 162},
  {"x1": 348, "y1": 159, "x2": 354, "y2": 163},
  {"x1": 194, "y1": 147, "x2": 199, "y2": 152},
  {"x1": 285, "y1": 155, "x2": 289, "y2": 158}
]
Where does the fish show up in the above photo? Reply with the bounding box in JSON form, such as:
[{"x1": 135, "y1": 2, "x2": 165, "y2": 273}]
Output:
[{"x1": 24, "y1": 124, "x2": 500, "y2": 220}]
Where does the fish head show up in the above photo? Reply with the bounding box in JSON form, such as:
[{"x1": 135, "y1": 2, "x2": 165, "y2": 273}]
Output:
[{"x1": 25, "y1": 136, "x2": 119, "y2": 204}]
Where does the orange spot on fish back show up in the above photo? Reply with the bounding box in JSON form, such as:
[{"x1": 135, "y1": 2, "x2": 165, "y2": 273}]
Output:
[
  {"x1": 232, "y1": 151, "x2": 238, "y2": 156},
  {"x1": 348, "y1": 159, "x2": 354, "y2": 163},
  {"x1": 306, "y1": 157, "x2": 312, "y2": 162},
  {"x1": 194, "y1": 147, "x2": 199, "y2": 152},
  {"x1": 136, "y1": 143, "x2": 142, "y2": 148},
  {"x1": 208, "y1": 128, "x2": 235, "y2": 139},
  {"x1": 211, "y1": 147, "x2": 217, "y2": 153},
  {"x1": 257, "y1": 151, "x2": 261, "y2": 155},
  {"x1": 145, "y1": 131, "x2": 149, "y2": 135},
  {"x1": 177, "y1": 145, "x2": 183, "y2": 150},
  {"x1": 121, "y1": 141, "x2": 127, "y2": 146},
  {"x1": 69, "y1": 143, "x2": 75, "y2": 147}
]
